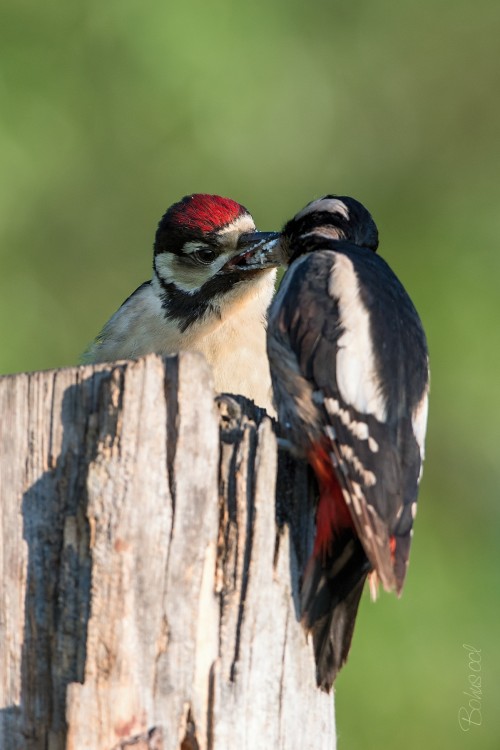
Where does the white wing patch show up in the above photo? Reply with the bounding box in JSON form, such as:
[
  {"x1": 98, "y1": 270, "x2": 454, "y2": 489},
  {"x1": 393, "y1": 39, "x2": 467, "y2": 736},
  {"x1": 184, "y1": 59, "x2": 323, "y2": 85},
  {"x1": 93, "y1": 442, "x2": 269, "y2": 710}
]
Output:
[
  {"x1": 328, "y1": 254, "x2": 387, "y2": 421},
  {"x1": 412, "y1": 385, "x2": 429, "y2": 472}
]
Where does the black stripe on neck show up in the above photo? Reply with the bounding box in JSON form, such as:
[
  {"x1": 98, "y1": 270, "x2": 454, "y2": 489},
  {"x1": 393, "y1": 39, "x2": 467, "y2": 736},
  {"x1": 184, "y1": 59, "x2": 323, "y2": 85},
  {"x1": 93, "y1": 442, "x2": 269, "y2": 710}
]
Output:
[{"x1": 155, "y1": 273, "x2": 220, "y2": 332}]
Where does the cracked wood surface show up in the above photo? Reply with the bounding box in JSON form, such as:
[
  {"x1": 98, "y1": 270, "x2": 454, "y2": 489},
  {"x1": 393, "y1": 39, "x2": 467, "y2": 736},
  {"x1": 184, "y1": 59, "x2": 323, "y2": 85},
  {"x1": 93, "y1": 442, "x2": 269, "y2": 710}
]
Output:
[{"x1": 0, "y1": 353, "x2": 335, "y2": 750}]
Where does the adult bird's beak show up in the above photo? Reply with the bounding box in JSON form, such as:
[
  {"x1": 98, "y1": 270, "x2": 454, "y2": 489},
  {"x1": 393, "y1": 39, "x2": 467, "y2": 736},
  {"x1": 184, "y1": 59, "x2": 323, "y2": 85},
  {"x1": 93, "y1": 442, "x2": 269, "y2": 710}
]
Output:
[{"x1": 228, "y1": 231, "x2": 282, "y2": 271}]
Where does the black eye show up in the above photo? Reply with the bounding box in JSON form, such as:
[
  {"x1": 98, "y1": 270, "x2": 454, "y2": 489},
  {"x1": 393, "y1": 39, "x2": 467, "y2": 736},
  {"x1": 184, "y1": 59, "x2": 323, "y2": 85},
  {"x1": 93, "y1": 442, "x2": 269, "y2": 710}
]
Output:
[{"x1": 193, "y1": 248, "x2": 217, "y2": 264}]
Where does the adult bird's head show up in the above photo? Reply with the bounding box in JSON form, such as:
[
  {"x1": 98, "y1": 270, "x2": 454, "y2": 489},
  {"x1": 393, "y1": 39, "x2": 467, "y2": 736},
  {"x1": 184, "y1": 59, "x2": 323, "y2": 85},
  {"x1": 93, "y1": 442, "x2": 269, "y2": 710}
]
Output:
[{"x1": 239, "y1": 195, "x2": 379, "y2": 268}]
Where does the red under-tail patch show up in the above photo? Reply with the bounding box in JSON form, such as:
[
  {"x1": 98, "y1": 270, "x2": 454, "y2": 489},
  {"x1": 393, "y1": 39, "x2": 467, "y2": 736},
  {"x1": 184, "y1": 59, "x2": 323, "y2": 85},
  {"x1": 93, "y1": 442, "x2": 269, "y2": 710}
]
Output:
[
  {"x1": 389, "y1": 535, "x2": 396, "y2": 564},
  {"x1": 170, "y1": 194, "x2": 246, "y2": 233},
  {"x1": 307, "y1": 442, "x2": 354, "y2": 562}
]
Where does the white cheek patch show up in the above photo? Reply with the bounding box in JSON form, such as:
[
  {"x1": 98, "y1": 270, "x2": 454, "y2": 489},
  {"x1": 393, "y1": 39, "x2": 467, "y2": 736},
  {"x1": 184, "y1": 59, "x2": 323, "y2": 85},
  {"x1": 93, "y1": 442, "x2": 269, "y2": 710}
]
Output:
[
  {"x1": 295, "y1": 198, "x2": 350, "y2": 222},
  {"x1": 329, "y1": 254, "x2": 387, "y2": 421},
  {"x1": 155, "y1": 251, "x2": 232, "y2": 294}
]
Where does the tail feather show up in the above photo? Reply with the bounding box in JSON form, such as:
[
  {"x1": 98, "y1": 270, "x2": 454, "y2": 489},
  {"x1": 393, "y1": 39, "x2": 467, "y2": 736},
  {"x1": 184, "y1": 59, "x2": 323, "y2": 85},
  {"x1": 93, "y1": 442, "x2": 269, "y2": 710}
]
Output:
[{"x1": 301, "y1": 534, "x2": 371, "y2": 691}]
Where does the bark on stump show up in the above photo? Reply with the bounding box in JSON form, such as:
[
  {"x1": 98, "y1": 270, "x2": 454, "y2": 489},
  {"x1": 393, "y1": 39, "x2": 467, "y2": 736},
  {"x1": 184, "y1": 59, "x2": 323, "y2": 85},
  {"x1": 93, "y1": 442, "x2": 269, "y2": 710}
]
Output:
[{"x1": 0, "y1": 353, "x2": 335, "y2": 749}]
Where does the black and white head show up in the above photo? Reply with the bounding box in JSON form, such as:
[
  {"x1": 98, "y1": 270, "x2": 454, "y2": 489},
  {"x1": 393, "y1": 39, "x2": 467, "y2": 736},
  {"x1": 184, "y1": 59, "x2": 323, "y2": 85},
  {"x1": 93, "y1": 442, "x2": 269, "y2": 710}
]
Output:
[
  {"x1": 283, "y1": 195, "x2": 378, "y2": 257},
  {"x1": 245, "y1": 195, "x2": 379, "y2": 267},
  {"x1": 152, "y1": 194, "x2": 279, "y2": 328}
]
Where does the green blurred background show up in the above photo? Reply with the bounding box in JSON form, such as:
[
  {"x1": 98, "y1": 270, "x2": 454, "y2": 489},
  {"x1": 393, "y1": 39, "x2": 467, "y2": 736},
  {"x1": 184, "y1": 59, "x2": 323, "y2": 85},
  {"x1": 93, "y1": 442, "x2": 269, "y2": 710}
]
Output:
[{"x1": 1, "y1": 1, "x2": 499, "y2": 747}]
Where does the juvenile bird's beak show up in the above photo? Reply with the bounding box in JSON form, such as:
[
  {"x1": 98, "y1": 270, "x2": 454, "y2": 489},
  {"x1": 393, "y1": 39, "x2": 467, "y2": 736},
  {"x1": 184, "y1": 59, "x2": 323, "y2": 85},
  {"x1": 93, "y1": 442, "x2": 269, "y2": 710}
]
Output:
[{"x1": 228, "y1": 231, "x2": 282, "y2": 271}]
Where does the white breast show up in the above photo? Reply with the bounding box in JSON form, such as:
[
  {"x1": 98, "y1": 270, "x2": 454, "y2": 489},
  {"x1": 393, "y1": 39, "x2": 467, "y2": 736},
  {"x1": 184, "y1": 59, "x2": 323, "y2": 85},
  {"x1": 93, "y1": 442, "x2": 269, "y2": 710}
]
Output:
[
  {"x1": 194, "y1": 273, "x2": 276, "y2": 415},
  {"x1": 84, "y1": 272, "x2": 276, "y2": 415}
]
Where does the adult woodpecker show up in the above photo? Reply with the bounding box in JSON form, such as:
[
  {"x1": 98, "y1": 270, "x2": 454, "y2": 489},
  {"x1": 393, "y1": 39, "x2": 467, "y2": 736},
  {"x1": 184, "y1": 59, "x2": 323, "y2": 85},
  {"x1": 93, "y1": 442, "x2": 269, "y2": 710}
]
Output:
[
  {"x1": 242, "y1": 195, "x2": 429, "y2": 690},
  {"x1": 83, "y1": 194, "x2": 280, "y2": 413}
]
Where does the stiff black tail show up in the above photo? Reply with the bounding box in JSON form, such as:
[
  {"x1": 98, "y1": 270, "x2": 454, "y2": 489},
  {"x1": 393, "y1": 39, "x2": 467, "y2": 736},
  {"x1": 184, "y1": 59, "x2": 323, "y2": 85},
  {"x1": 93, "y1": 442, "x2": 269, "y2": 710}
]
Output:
[{"x1": 301, "y1": 533, "x2": 371, "y2": 692}]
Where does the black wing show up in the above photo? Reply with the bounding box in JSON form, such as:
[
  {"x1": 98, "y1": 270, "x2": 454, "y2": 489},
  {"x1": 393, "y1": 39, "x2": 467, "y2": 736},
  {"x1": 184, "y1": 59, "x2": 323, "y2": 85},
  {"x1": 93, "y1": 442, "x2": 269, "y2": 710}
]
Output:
[{"x1": 272, "y1": 244, "x2": 429, "y2": 592}]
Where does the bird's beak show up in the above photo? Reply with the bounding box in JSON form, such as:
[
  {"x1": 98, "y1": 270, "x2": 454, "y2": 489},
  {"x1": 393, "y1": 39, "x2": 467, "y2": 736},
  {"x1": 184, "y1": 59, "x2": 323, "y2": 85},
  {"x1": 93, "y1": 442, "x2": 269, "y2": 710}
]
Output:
[{"x1": 228, "y1": 231, "x2": 282, "y2": 271}]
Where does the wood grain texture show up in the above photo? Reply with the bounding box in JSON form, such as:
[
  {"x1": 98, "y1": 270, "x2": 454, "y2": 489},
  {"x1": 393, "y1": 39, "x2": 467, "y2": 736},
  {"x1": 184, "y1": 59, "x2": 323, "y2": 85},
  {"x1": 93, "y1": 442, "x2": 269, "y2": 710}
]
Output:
[{"x1": 0, "y1": 354, "x2": 335, "y2": 750}]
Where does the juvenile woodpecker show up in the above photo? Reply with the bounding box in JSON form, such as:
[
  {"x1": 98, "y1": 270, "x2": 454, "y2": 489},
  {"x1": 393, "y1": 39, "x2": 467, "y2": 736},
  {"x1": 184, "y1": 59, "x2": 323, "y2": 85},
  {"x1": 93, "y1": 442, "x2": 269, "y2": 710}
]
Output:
[
  {"x1": 83, "y1": 194, "x2": 279, "y2": 413},
  {"x1": 243, "y1": 196, "x2": 429, "y2": 689}
]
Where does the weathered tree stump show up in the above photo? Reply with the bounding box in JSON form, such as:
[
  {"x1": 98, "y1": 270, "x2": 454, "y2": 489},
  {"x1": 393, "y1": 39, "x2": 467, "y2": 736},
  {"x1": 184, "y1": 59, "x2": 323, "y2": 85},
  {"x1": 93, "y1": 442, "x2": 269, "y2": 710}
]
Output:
[{"x1": 0, "y1": 353, "x2": 335, "y2": 749}]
